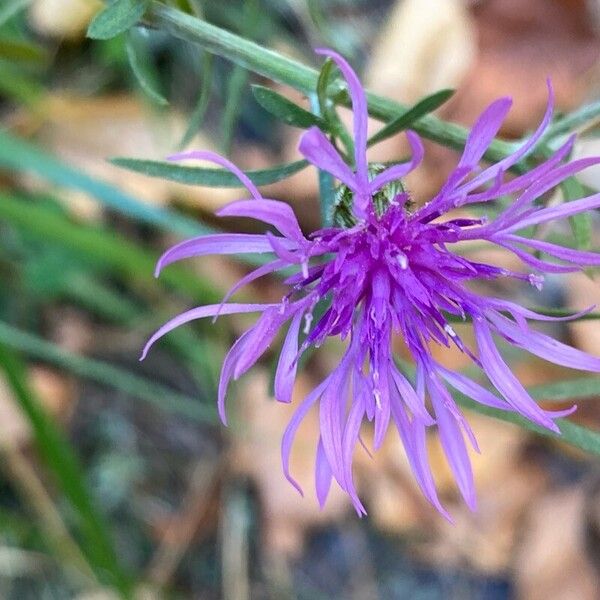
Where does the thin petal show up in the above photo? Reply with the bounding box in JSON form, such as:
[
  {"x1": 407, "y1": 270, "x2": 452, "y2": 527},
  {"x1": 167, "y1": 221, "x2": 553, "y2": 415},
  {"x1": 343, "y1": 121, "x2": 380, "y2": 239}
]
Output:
[
  {"x1": 473, "y1": 319, "x2": 560, "y2": 431},
  {"x1": 390, "y1": 364, "x2": 434, "y2": 424},
  {"x1": 435, "y1": 364, "x2": 509, "y2": 410},
  {"x1": 316, "y1": 48, "x2": 369, "y2": 186},
  {"x1": 506, "y1": 190, "x2": 600, "y2": 231},
  {"x1": 217, "y1": 330, "x2": 252, "y2": 425},
  {"x1": 369, "y1": 131, "x2": 424, "y2": 194},
  {"x1": 140, "y1": 303, "x2": 274, "y2": 360},
  {"x1": 217, "y1": 199, "x2": 306, "y2": 242},
  {"x1": 461, "y1": 81, "x2": 554, "y2": 192},
  {"x1": 488, "y1": 311, "x2": 600, "y2": 372},
  {"x1": 429, "y1": 380, "x2": 477, "y2": 511},
  {"x1": 298, "y1": 126, "x2": 357, "y2": 190},
  {"x1": 500, "y1": 234, "x2": 600, "y2": 266},
  {"x1": 168, "y1": 150, "x2": 263, "y2": 200},
  {"x1": 281, "y1": 378, "x2": 330, "y2": 495},
  {"x1": 274, "y1": 310, "x2": 304, "y2": 403},
  {"x1": 155, "y1": 233, "x2": 294, "y2": 276},
  {"x1": 458, "y1": 97, "x2": 512, "y2": 169},
  {"x1": 315, "y1": 437, "x2": 333, "y2": 508},
  {"x1": 391, "y1": 402, "x2": 453, "y2": 522}
]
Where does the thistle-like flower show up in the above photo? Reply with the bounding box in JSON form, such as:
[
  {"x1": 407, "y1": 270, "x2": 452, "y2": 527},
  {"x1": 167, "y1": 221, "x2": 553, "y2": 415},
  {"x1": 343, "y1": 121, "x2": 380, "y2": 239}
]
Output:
[{"x1": 142, "y1": 49, "x2": 600, "y2": 519}]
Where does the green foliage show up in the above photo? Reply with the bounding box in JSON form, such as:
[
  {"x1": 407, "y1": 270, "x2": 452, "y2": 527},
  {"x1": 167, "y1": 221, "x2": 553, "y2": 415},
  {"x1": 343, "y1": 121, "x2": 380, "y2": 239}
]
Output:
[
  {"x1": 87, "y1": 0, "x2": 150, "y2": 40},
  {"x1": 125, "y1": 27, "x2": 168, "y2": 105},
  {"x1": 561, "y1": 176, "x2": 593, "y2": 250},
  {"x1": 252, "y1": 85, "x2": 326, "y2": 129},
  {"x1": 367, "y1": 89, "x2": 455, "y2": 147},
  {"x1": 0, "y1": 344, "x2": 132, "y2": 594},
  {"x1": 110, "y1": 156, "x2": 308, "y2": 186}
]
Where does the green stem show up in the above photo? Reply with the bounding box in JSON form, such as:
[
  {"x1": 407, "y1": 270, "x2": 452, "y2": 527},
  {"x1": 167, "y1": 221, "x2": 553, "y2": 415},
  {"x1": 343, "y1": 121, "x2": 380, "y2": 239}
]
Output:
[{"x1": 147, "y1": 2, "x2": 517, "y2": 162}]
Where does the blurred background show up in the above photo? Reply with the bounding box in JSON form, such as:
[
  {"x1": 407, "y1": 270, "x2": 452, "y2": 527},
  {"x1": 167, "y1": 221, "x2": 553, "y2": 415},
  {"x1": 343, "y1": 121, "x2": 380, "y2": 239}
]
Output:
[{"x1": 1, "y1": 0, "x2": 600, "y2": 598}]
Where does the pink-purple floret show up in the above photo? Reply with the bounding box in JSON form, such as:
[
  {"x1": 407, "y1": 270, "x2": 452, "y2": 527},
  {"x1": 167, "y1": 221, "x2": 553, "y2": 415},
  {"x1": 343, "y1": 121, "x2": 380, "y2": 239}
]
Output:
[{"x1": 142, "y1": 49, "x2": 600, "y2": 520}]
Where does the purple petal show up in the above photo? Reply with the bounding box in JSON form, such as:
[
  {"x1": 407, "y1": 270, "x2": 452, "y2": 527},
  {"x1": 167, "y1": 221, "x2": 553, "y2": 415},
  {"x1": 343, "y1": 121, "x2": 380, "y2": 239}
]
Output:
[
  {"x1": 216, "y1": 258, "x2": 288, "y2": 312},
  {"x1": 315, "y1": 437, "x2": 333, "y2": 508},
  {"x1": 233, "y1": 306, "x2": 289, "y2": 379},
  {"x1": 368, "y1": 131, "x2": 424, "y2": 194},
  {"x1": 460, "y1": 81, "x2": 554, "y2": 192},
  {"x1": 429, "y1": 379, "x2": 477, "y2": 511},
  {"x1": 168, "y1": 150, "x2": 263, "y2": 200},
  {"x1": 506, "y1": 190, "x2": 600, "y2": 232},
  {"x1": 316, "y1": 48, "x2": 369, "y2": 187},
  {"x1": 274, "y1": 309, "x2": 304, "y2": 403},
  {"x1": 391, "y1": 403, "x2": 453, "y2": 522},
  {"x1": 499, "y1": 234, "x2": 600, "y2": 266},
  {"x1": 140, "y1": 303, "x2": 275, "y2": 360},
  {"x1": 390, "y1": 364, "x2": 434, "y2": 424},
  {"x1": 457, "y1": 97, "x2": 512, "y2": 169},
  {"x1": 281, "y1": 378, "x2": 330, "y2": 495},
  {"x1": 473, "y1": 318, "x2": 560, "y2": 431},
  {"x1": 217, "y1": 330, "x2": 252, "y2": 425},
  {"x1": 488, "y1": 311, "x2": 600, "y2": 372},
  {"x1": 155, "y1": 233, "x2": 296, "y2": 276},
  {"x1": 435, "y1": 363, "x2": 509, "y2": 410},
  {"x1": 298, "y1": 126, "x2": 358, "y2": 190},
  {"x1": 217, "y1": 199, "x2": 306, "y2": 242},
  {"x1": 342, "y1": 394, "x2": 367, "y2": 515},
  {"x1": 492, "y1": 237, "x2": 580, "y2": 273}
]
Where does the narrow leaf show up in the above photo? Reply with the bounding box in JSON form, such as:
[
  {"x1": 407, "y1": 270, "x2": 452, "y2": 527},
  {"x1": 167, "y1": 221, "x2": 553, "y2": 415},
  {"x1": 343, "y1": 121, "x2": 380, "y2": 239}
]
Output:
[
  {"x1": 110, "y1": 156, "x2": 308, "y2": 186},
  {"x1": 0, "y1": 0, "x2": 31, "y2": 27},
  {"x1": 0, "y1": 37, "x2": 47, "y2": 63},
  {"x1": 368, "y1": 89, "x2": 455, "y2": 146},
  {"x1": 561, "y1": 176, "x2": 593, "y2": 250},
  {"x1": 125, "y1": 27, "x2": 168, "y2": 106},
  {"x1": 457, "y1": 395, "x2": 600, "y2": 457},
  {"x1": 179, "y1": 52, "x2": 213, "y2": 148},
  {"x1": 0, "y1": 343, "x2": 131, "y2": 594},
  {"x1": 87, "y1": 0, "x2": 149, "y2": 40},
  {"x1": 252, "y1": 85, "x2": 325, "y2": 129}
]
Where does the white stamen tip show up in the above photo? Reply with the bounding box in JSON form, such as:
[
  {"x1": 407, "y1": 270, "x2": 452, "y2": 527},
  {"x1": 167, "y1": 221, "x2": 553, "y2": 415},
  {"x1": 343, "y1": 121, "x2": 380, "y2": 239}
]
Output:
[
  {"x1": 374, "y1": 388, "x2": 382, "y2": 409},
  {"x1": 528, "y1": 274, "x2": 544, "y2": 291},
  {"x1": 397, "y1": 253, "x2": 408, "y2": 269},
  {"x1": 303, "y1": 313, "x2": 313, "y2": 335},
  {"x1": 444, "y1": 324, "x2": 456, "y2": 337}
]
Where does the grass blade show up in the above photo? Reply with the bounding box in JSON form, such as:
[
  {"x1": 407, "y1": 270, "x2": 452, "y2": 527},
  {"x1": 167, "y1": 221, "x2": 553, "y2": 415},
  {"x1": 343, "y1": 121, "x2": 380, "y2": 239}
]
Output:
[
  {"x1": 0, "y1": 130, "x2": 209, "y2": 238},
  {"x1": 0, "y1": 343, "x2": 132, "y2": 595},
  {"x1": 0, "y1": 321, "x2": 216, "y2": 423}
]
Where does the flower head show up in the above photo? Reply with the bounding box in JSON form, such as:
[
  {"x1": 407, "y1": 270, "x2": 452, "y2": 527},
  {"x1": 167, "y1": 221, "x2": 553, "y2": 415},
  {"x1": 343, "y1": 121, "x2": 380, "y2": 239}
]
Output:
[{"x1": 142, "y1": 49, "x2": 600, "y2": 519}]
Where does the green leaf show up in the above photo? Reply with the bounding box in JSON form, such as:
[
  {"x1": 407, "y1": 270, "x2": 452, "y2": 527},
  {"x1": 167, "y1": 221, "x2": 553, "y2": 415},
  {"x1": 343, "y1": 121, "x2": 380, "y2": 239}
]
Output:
[
  {"x1": 315, "y1": 57, "x2": 353, "y2": 160},
  {"x1": 561, "y1": 176, "x2": 592, "y2": 250},
  {"x1": 368, "y1": 89, "x2": 455, "y2": 146},
  {"x1": 110, "y1": 156, "x2": 308, "y2": 187},
  {"x1": 179, "y1": 51, "x2": 213, "y2": 149},
  {"x1": 219, "y1": 0, "x2": 261, "y2": 155},
  {"x1": 87, "y1": 0, "x2": 149, "y2": 40},
  {"x1": 0, "y1": 343, "x2": 132, "y2": 594},
  {"x1": 125, "y1": 27, "x2": 168, "y2": 105},
  {"x1": 146, "y1": 3, "x2": 517, "y2": 164},
  {"x1": 529, "y1": 377, "x2": 600, "y2": 402},
  {"x1": 457, "y1": 395, "x2": 600, "y2": 457},
  {"x1": 252, "y1": 85, "x2": 325, "y2": 129},
  {"x1": 0, "y1": 0, "x2": 32, "y2": 27},
  {"x1": 0, "y1": 37, "x2": 47, "y2": 63}
]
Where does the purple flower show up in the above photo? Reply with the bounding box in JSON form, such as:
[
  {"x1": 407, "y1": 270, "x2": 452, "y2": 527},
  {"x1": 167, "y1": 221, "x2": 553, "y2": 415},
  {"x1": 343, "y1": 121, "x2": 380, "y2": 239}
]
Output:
[{"x1": 142, "y1": 49, "x2": 600, "y2": 519}]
